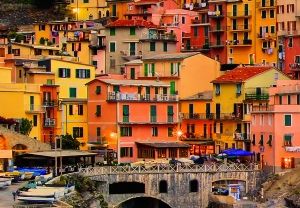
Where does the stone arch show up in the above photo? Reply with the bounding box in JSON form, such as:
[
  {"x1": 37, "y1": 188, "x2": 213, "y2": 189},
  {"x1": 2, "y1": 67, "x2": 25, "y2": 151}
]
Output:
[
  {"x1": 115, "y1": 196, "x2": 172, "y2": 208},
  {"x1": 12, "y1": 143, "x2": 28, "y2": 156}
]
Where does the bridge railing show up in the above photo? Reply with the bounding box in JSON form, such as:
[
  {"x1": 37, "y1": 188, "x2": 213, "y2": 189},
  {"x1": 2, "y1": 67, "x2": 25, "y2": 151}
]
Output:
[{"x1": 79, "y1": 163, "x2": 259, "y2": 176}]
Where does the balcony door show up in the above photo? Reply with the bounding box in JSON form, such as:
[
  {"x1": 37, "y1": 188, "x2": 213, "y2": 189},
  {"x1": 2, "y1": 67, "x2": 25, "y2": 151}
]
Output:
[
  {"x1": 189, "y1": 104, "x2": 194, "y2": 119},
  {"x1": 232, "y1": 5, "x2": 237, "y2": 16},
  {"x1": 206, "y1": 103, "x2": 211, "y2": 119},
  {"x1": 129, "y1": 42, "x2": 136, "y2": 56},
  {"x1": 216, "y1": 103, "x2": 220, "y2": 119}
]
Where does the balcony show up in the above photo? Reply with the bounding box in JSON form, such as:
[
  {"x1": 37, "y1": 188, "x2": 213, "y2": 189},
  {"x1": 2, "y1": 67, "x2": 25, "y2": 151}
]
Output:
[
  {"x1": 258, "y1": 0, "x2": 275, "y2": 9},
  {"x1": 227, "y1": 11, "x2": 251, "y2": 18},
  {"x1": 257, "y1": 33, "x2": 276, "y2": 40},
  {"x1": 210, "y1": 26, "x2": 225, "y2": 33},
  {"x1": 107, "y1": 92, "x2": 179, "y2": 102},
  {"x1": 118, "y1": 115, "x2": 177, "y2": 125},
  {"x1": 234, "y1": 133, "x2": 250, "y2": 141},
  {"x1": 251, "y1": 105, "x2": 274, "y2": 112},
  {"x1": 228, "y1": 25, "x2": 251, "y2": 32},
  {"x1": 181, "y1": 132, "x2": 213, "y2": 141},
  {"x1": 181, "y1": 44, "x2": 210, "y2": 52},
  {"x1": 229, "y1": 39, "x2": 252, "y2": 47},
  {"x1": 183, "y1": 2, "x2": 208, "y2": 11},
  {"x1": 290, "y1": 63, "x2": 300, "y2": 71},
  {"x1": 215, "y1": 113, "x2": 243, "y2": 120},
  {"x1": 140, "y1": 33, "x2": 177, "y2": 42},
  {"x1": 191, "y1": 19, "x2": 210, "y2": 26},
  {"x1": 44, "y1": 118, "x2": 55, "y2": 128},
  {"x1": 208, "y1": 10, "x2": 224, "y2": 18},
  {"x1": 89, "y1": 43, "x2": 105, "y2": 50},
  {"x1": 210, "y1": 41, "x2": 225, "y2": 48},
  {"x1": 181, "y1": 113, "x2": 214, "y2": 120},
  {"x1": 88, "y1": 137, "x2": 108, "y2": 146},
  {"x1": 120, "y1": 50, "x2": 142, "y2": 61},
  {"x1": 25, "y1": 105, "x2": 45, "y2": 114},
  {"x1": 245, "y1": 93, "x2": 269, "y2": 100},
  {"x1": 43, "y1": 100, "x2": 58, "y2": 107},
  {"x1": 67, "y1": 36, "x2": 89, "y2": 42}
]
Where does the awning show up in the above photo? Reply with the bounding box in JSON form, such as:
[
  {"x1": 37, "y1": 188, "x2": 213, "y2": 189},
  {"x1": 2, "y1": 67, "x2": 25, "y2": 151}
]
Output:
[
  {"x1": 136, "y1": 142, "x2": 190, "y2": 148},
  {"x1": 183, "y1": 140, "x2": 214, "y2": 145},
  {"x1": 19, "y1": 150, "x2": 97, "y2": 158},
  {"x1": 222, "y1": 149, "x2": 253, "y2": 157}
]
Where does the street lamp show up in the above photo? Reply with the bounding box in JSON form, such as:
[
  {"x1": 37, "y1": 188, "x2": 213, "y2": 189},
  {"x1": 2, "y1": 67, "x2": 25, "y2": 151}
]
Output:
[
  {"x1": 110, "y1": 132, "x2": 120, "y2": 164},
  {"x1": 54, "y1": 136, "x2": 63, "y2": 177},
  {"x1": 176, "y1": 130, "x2": 183, "y2": 141}
]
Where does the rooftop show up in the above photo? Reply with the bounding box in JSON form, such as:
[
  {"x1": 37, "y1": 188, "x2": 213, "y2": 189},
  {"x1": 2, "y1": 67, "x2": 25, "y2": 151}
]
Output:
[
  {"x1": 124, "y1": 59, "x2": 143, "y2": 65},
  {"x1": 212, "y1": 66, "x2": 274, "y2": 83},
  {"x1": 143, "y1": 52, "x2": 200, "y2": 61},
  {"x1": 91, "y1": 78, "x2": 170, "y2": 87},
  {"x1": 180, "y1": 91, "x2": 213, "y2": 101},
  {"x1": 106, "y1": 19, "x2": 157, "y2": 28}
]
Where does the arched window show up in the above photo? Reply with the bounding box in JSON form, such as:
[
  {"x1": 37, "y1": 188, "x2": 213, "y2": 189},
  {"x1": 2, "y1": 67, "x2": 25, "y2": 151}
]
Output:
[
  {"x1": 159, "y1": 180, "x2": 168, "y2": 193},
  {"x1": 106, "y1": 10, "x2": 110, "y2": 17},
  {"x1": 189, "y1": 179, "x2": 199, "y2": 192}
]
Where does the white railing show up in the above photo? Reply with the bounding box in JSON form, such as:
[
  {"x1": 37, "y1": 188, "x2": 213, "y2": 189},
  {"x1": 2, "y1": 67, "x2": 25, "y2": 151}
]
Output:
[{"x1": 79, "y1": 163, "x2": 259, "y2": 176}]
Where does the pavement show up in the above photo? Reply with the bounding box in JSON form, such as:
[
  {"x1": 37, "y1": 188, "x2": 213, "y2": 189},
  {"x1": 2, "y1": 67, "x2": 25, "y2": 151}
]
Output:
[{"x1": 0, "y1": 182, "x2": 24, "y2": 208}]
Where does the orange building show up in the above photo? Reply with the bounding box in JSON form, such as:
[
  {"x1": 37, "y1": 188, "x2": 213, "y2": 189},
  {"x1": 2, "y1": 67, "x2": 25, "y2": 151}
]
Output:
[{"x1": 87, "y1": 78, "x2": 189, "y2": 163}]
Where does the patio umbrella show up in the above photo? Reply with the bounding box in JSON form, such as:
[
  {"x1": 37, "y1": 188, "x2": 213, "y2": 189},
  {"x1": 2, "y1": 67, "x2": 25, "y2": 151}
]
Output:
[{"x1": 222, "y1": 149, "x2": 253, "y2": 157}]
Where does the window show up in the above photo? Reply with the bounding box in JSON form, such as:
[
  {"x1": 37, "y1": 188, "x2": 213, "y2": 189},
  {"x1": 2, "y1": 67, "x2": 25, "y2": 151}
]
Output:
[
  {"x1": 158, "y1": 148, "x2": 167, "y2": 158},
  {"x1": 252, "y1": 134, "x2": 256, "y2": 146},
  {"x1": 193, "y1": 27, "x2": 198, "y2": 37},
  {"x1": 189, "y1": 180, "x2": 199, "y2": 192},
  {"x1": 69, "y1": 105, "x2": 73, "y2": 115},
  {"x1": 110, "y1": 28, "x2": 116, "y2": 36},
  {"x1": 220, "y1": 123, "x2": 223, "y2": 133},
  {"x1": 19, "y1": 70, "x2": 22, "y2": 78},
  {"x1": 58, "y1": 68, "x2": 71, "y2": 78},
  {"x1": 271, "y1": 26, "x2": 275, "y2": 33},
  {"x1": 182, "y1": 16, "x2": 186, "y2": 24},
  {"x1": 163, "y1": 42, "x2": 168, "y2": 52},
  {"x1": 295, "y1": 56, "x2": 300, "y2": 63},
  {"x1": 285, "y1": 115, "x2": 292, "y2": 126},
  {"x1": 39, "y1": 24, "x2": 45, "y2": 31},
  {"x1": 120, "y1": 127, "x2": 132, "y2": 137},
  {"x1": 171, "y1": 62, "x2": 180, "y2": 76},
  {"x1": 287, "y1": 4, "x2": 295, "y2": 13},
  {"x1": 96, "y1": 86, "x2": 101, "y2": 94},
  {"x1": 279, "y1": 95, "x2": 283, "y2": 104},
  {"x1": 278, "y1": 5, "x2": 284, "y2": 14},
  {"x1": 129, "y1": 27, "x2": 135, "y2": 35},
  {"x1": 76, "y1": 69, "x2": 90, "y2": 78},
  {"x1": 259, "y1": 134, "x2": 264, "y2": 146},
  {"x1": 33, "y1": 115, "x2": 37, "y2": 127},
  {"x1": 123, "y1": 105, "x2": 129, "y2": 122},
  {"x1": 109, "y1": 42, "x2": 116, "y2": 52},
  {"x1": 110, "y1": 59, "x2": 116, "y2": 69},
  {"x1": 96, "y1": 127, "x2": 101, "y2": 137},
  {"x1": 138, "y1": 148, "x2": 155, "y2": 158},
  {"x1": 69, "y1": 88, "x2": 77, "y2": 98},
  {"x1": 150, "y1": 42, "x2": 156, "y2": 51},
  {"x1": 120, "y1": 147, "x2": 133, "y2": 157},
  {"x1": 167, "y1": 106, "x2": 174, "y2": 122},
  {"x1": 83, "y1": 0, "x2": 89, "y2": 3},
  {"x1": 267, "y1": 135, "x2": 272, "y2": 146},
  {"x1": 288, "y1": 95, "x2": 291, "y2": 104},
  {"x1": 92, "y1": 60, "x2": 97, "y2": 67},
  {"x1": 297, "y1": 94, "x2": 300, "y2": 105},
  {"x1": 152, "y1": 126, "x2": 158, "y2": 137},
  {"x1": 270, "y1": 10, "x2": 275, "y2": 18},
  {"x1": 236, "y1": 83, "x2": 242, "y2": 95},
  {"x1": 78, "y1": 105, "x2": 83, "y2": 115},
  {"x1": 288, "y1": 37, "x2": 293, "y2": 47},
  {"x1": 113, "y1": 85, "x2": 120, "y2": 92},
  {"x1": 215, "y1": 84, "x2": 220, "y2": 95},
  {"x1": 73, "y1": 127, "x2": 83, "y2": 138},
  {"x1": 150, "y1": 105, "x2": 157, "y2": 122},
  {"x1": 261, "y1": 10, "x2": 267, "y2": 18},
  {"x1": 144, "y1": 63, "x2": 155, "y2": 77},
  {"x1": 96, "y1": 105, "x2": 101, "y2": 117},
  {"x1": 159, "y1": 180, "x2": 168, "y2": 193},
  {"x1": 284, "y1": 135, "x2": 292, "y2": 146},
  {"x1": 168, "y1": 127, "x2": 173, "y2": 137}
]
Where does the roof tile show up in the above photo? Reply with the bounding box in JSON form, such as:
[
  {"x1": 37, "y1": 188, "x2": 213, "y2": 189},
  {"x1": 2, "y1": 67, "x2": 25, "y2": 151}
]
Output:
[{"x1": 106, "y1": 19, "x2": 157, "y2": 28}]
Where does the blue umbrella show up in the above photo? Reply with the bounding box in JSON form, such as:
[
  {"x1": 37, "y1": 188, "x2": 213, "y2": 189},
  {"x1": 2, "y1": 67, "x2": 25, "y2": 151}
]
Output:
[{"x1": 222, "y1": 148, "x2": 253, "y2": 157}]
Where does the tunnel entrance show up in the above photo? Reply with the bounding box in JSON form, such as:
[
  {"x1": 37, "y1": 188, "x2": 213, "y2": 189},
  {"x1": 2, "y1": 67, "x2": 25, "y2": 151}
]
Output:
[
  {"x1": 109, "y1": 182, "x2": 145, "y2": 194},
  {"x1": 117, "y1": 197, "x2": 172, "y2": 208}
]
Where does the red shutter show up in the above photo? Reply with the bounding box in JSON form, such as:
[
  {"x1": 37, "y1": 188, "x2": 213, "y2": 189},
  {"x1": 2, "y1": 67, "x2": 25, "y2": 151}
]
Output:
[
  {"x1": 291, "y1": 157, "x2": 295, "y2": 168},
  {"x1": 281, "y1": 158, "x2": 285, "y2": 169},
  {"x1": 283, "y1": 5, "x2": 285, "y2": 13},
  {"x1": 287, "y1": 5, "x2": 289, "y2": 13}
]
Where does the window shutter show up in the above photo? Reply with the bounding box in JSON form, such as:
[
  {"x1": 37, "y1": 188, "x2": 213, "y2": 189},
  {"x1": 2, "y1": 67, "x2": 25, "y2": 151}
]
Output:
[
  {"x1": 69, "y1": 105, "x2": 73, "y2": 115},
  {"x1": 129, "y1": 127, "x2": 132, "y2": 136},
  {"x1": 171, "y1": 63, "x2": 174, "y2": 75},
  {"x1": 67, "y1": 68, "x2": 70, "y2": 77},
  {"x1": 86, "y1": 69, "x2": 90, "y2": 78},
  {"x1": 58, "y1": 68, "x2": 63, "y2": 77},
  {"x1": 168, "y1": 106, "x2": 173, "y2": 115},
  {"x1": 151, "y1": 105, "x2": 156, "y2": 116},
  {"x1": 151, "y1": 63, "x2": 155, "y2": 76},
  {"x1": 76, "y1": 69, "x2": 79, "y2": 78},
  {"x1": 144, "y1": 64, "x2": 148, "y2": 76},
  {"x1": 123, "y1": 105, "x2": 129, "y2": 116}
]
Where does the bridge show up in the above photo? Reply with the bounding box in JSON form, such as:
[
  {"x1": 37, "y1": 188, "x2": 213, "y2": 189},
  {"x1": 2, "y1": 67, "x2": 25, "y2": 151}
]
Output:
[{"x1": 79, "y1": 163, "x2": 260, "y2": 208}]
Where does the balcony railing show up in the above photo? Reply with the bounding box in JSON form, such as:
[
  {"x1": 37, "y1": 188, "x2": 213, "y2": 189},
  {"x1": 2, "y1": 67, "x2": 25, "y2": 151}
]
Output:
[
  {"x1": 123, "y1": 116, "x2": 129, "y2": 123},
  {"x1": 44, "y1": 118, "x2": 56, "y2": 127},
  {"x1": 210, "y1": 41, "x2": 225, "y2": 48},
  {"x1": 257, "y1": 33, "x2": 276, "y2": 40},
  {"x1": 251, "y1": 105, "x2": 274, "y2": 112},
  {"x1": 230, "y1": 39, "x2": 252, "y2": 46},
  {"x1": 208, "y1": 10, "x2": 224, "y2": 18},
  {"x1": 181, "y1": 113, "x2": 214, "y2": 120},
  {"x1": 245, "y1": 93, "x2": 269, "y2": 100},
  {"x1": 167, "y1": 115, "x2": 174, "y2": 123},
  {"x1": 228, "y1": 25, "x2": 251, "y2": 31},
  {"x1": 26, "y1": 105, "x2": 45, "y2": 113},
  {"x1": 67, "y1": 37, "x2": 89, "y2": 42},
  {"x1": 227, "y1": 11, "x2": 251, "y2": 18},
  {"x1": 215, "y1": 113, "x2": 243, "y2": 120},
  {"x1": 191, "y1": 19, "x2": 209, "y2": 25},
  {"x1": 210, "y1": 26, "x2": 225, "y2": 32},
  {"x1": 107, "y1": 92, "x2": 178, "y2": 102},
  {"x1": 43, "y1": 100, "x2": 58, "y2": 107},
  {"x1": 181, "y1": 133, "x2": 213, "y2": 140},
  {"x1": 234, "y1": 133, "x2": 250, "y2": 141},
  {"x1": 183, "y1": 2, "x2": 208, "y2": 10},
  {"x1": 181, "y1": 44, "x2": 210, "y2": 52},
  {"x1": 89, "y1": 137, "x2": 108, "y2": 145},
  {"x1": 290, "y1": 63, "x2": 300, "y2": 71},
  {"x1": 150, "y1": 116, "x2": 157, "y2": 123},
  {"x1": 259, "y1": 0, "x2": 275, "y2": 9}
]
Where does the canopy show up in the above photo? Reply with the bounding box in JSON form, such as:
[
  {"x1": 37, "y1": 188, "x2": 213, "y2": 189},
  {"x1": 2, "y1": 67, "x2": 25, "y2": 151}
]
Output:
[{"x1": 221, "y1": 149, "x2": 253, "y2": 157}]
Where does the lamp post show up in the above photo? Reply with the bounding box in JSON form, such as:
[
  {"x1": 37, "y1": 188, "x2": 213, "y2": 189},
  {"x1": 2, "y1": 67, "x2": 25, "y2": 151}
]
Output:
[
  {"x1": 54, "y1": 136, "x2": 63, "y2": 176},
  {"x1": 110, "y1": 132, "x2": 120, "y2": 164}
]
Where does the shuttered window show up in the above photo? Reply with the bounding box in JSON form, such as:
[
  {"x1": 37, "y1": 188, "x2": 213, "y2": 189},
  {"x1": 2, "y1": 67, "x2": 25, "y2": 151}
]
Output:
[
  {"x1": 58, "y1": 68, "x2": 71, "y2": 78},
  {"x1": 76, "y1": 69, "x2": 90, "y2": 78},
  {"x1": 69, "y1": 88, "x2": 77, "y2": 98},
  {"x1": 285, "y1": 115, "x2": 292, "y2": 126}
]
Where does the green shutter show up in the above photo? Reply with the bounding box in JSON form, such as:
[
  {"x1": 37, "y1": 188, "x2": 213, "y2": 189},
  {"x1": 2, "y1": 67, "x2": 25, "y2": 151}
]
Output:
[
  {"x1": 70, "y1": 88, "x2": 76, "y2": 98},
  {"x1": 168, "y1": 106, "x2": 173, "y2": 115},
  {"x1": 58, "y1": 68, "x2": 63, "y2": 77},
  {"x1": 284, "y1": 135, "x2": 291, "y2": 142},
  {"x1": 150, "y1": 105, "x2": 156, "y2": 116},
  {"x1": 146, "y1": 87, "x2": 150, "y2": 95},
  {"x1": 123, "y1": 105, "x2": 129, "y2": 116},
  {"x1": 151, "y1": 63, "x2": 155, "y2": 76},
  {"x1": 170, "y1": 81, "x2": 175, "y2": 95},
  {"x1": 285, "y1": 115, "x2": 291, "y2": 126},
  {"x1": 110, "y1": 42, "x2": 115, "y2": 52},
  {"x1": 110, "y1": 28, "x2": 115, "y2": 36},
  {"x1": 66, "y1": 68, "x2": 70, "y2": 77},
  {"x1": 76, "y1": 69, "x2": 79, "y2": 78},
  {"x1": 113, "y1": 85, "x2": 120, "y2": 92},
  {"x1": 86, "y1": 70, "x2": 90, "y2": 78},
  {"x1": 130, "y1": 27, "x2": 135, "y2": 35},
  {"x1": 171, "y1": 63, "x2": 174, "y2": 75},
  {"x1": 144, "y1": 64, "x2": 148, "y2": 76}
]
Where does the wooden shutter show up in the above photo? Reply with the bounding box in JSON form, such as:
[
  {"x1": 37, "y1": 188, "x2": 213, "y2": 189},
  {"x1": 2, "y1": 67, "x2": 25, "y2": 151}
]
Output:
[
  {"x1": 151, "y1": 63, "x2": 155, "y2": 76},
  {"x1": 58, "y1": 68, "x2": 63, "y2": 77},
  {"x1": 144, "y1": 64, "x2": 148, "y2": 76},
  {"x1": 171, "y1": 63, "x2": 174, "y2": 75},
  {"x1": 66, "y1": 68, "x2": 70, "y2": 77},
  {"x1": 168, "y1": 106, "x2": 173, "y2": 115},
  {"x1": 123, "y1": 105, "x2": 129, "y2": 116},
  {"x1": 86, "y1": 69, "x2": 90, "y2": 78},
  {"x1": 76, "y1": 69, "x2": 79, "y2": 78}
]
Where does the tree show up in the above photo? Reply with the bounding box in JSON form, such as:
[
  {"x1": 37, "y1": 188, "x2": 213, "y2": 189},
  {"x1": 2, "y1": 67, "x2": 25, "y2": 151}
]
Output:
[
  {"x1": 61, "y1": 134, "x2": 80, "y2": 150},
  {"x1": 19, "y1": 118, "x2": 33, "y2": 136}
]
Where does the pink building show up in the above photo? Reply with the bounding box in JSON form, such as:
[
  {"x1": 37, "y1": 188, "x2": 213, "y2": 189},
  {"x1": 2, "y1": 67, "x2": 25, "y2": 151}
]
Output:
[
  {"x1": 251, "y1": 80, "x2": 300, "y2": 173},
  {"x1": 87, "y1": 78, "x2": 189, "y2": 163}
]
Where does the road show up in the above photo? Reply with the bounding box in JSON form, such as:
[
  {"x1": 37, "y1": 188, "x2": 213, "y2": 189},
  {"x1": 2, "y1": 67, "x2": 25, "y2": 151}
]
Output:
[{"x1": 0, "y1": 183, "x2": 23, "y2": 208}]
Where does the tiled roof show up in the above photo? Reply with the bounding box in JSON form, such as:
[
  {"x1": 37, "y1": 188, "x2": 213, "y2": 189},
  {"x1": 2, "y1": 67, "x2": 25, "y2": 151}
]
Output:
[
  {"x1": 143, "y1": 52, "x2": 200, "y2": 61},
  {"x1": 211, "y1": 66, "x2": 274, "y2": 83},
  {"x1": 106, "y1": 19, "x2": 157, "y2": 28}
]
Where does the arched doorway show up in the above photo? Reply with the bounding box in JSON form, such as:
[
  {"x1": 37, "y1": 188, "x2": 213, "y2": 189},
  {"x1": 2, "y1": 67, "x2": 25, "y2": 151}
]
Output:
[{"x1": 116, "y1": 197, "x2": 172, "y2": 208}]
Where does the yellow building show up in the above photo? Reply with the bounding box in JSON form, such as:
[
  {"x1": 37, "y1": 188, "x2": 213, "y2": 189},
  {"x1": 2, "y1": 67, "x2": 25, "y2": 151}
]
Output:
[
  {"x1": 0, "y1": 66, "x2": 11, "y2": 83},
  {"x1": 141, "y1": 52, "x2": 221, "y2": 99},
  {"x1": 68, "y1": 0, "x2": 110, "y2": 20},
  {"x1": 38, "y1": 58, "x2": 95, "y2": 150},
  {"x1": 226, "y1": 0, "x2": 277, "y2": 65},
  {"x1": 211, "y1": 66, "x2": 290, "y2": 153},
  {"x1": 107, "y1": 0, "x2": 129, "y2": 19}
]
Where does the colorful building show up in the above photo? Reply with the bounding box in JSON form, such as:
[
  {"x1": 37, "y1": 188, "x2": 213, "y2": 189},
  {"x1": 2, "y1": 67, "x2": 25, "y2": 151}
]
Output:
[
  {"x1": 105, "y1": 19, "x2": 177, "y2": 74},
  {"x1": 251, "y1": 80, "x2": 300, "y2": 173},
  {"x1": 87, "y1": 78, "x2": 189, "y2": 163},
  {"x1": 179, "y1": 91, "x2": 215, "y2": 156},
  {"x1": 211, "y1": 66, "x2": 290, "y2": 153},
  {"x1": 107, "y1": 0, "x2": 131, "y2": 19},
  {"x1": 141, "y1": 52, "x2": 221, "y2": 99}
]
